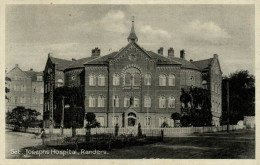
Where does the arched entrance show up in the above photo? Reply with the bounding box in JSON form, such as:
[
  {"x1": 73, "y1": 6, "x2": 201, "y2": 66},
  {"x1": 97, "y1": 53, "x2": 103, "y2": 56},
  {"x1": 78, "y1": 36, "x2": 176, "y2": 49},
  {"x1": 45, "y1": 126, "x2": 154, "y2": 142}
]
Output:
[{"x1": 127, "y1": 112, "x2": 137, "y2": 127}]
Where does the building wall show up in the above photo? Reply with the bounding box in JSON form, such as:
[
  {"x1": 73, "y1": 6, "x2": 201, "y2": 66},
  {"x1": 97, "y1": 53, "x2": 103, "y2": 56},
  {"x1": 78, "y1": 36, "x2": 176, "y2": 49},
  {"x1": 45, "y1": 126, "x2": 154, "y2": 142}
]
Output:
[
  {"x1": 84, "y1": 45, "x2": 182, "y2": 127},
  {"x1": 6, "y1": 66, "x2": 44, "y2": 119},
  {"x1": 209, "y1": 57, "x2": 222, "y2": 126}
]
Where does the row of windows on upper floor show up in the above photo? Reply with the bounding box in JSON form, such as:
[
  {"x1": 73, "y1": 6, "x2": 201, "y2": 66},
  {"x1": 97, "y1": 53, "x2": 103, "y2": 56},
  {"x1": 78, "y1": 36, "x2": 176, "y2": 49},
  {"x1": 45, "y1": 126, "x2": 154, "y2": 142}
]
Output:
[
  {"x1": 7, "y1": 96, "x2": 43, "y2": 104},
  {"x1": 8, "y1": 85, "x2": 44, "y2": 93},
  {"x1": 12, "y1": 75, "x2": 43, "y2": 81},
  {"x1": 88, "y1": 73, "x2": 176, "y2": 86},
  {"x1": 88, "y1": 95, "x2": 176, "y2": 108}
]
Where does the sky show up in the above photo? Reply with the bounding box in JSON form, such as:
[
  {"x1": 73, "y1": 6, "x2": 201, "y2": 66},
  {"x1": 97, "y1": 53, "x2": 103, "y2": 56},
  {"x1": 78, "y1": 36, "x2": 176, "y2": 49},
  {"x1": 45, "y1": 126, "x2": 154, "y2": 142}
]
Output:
[{"x1": 5, "y1": 5, "x2": 255, "y2": 76}]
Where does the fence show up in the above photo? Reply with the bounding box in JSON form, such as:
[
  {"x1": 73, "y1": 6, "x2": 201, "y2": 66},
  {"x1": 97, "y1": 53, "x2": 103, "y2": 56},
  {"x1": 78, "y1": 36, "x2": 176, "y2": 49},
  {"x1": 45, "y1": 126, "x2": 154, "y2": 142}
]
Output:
[{"x1": 6, "y1": 124, "x2": 244, "y2": 137}]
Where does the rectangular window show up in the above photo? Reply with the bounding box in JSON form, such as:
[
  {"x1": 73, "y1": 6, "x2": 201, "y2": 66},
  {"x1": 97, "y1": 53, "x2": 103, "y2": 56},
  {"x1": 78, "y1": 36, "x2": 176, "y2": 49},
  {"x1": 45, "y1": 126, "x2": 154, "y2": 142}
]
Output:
[
  {"x1": 113, "y1": 96, "x2": 119, "y2": 107},
  {"x1": 145, "y1": 117, "x2": 151, "y2": 126},
  {"x1": 113, "y1": 116, "x2": 119, "y2": 126},
  {"x1": 97, "y1": 116, "x2": 105, "y2": 127},
  {"x1": 134, "y1": 98, "x2": 139, "y2": 107},
  {"x1": 124, "y1": 97, "x2": 130, "y2": 107},
  {"x1": 37, "y1": 76, "x2": 43, "y2": 81}
]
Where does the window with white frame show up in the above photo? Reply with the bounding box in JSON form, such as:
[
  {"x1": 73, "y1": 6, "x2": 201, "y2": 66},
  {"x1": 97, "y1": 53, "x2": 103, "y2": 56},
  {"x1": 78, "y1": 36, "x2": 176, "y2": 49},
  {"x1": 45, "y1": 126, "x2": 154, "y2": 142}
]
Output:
[
  {"x1": 133, "y1": 73, "x2": 141, "y2": 86},
  {"x1": 124, "y1": 73, "x2": 132, "y2": 86},
  {"x1": 168, "y1": 96, "x2": 175, "y2": 108},
  {"x1": 168, "y1": 74, "x2": 175, "y2": 86},
  {"x1": 124, "y1": 97, "x2": 130, "y2": 107},
  {"x1": 97, "y1": 116, "x2": 105, "y2": 127},
  {"x1": 145, "y1": 116, "x2": 151, "y2": 126},
  {"x1": 159, "y1": 117, "x2": 166, "y2": 127},
  {"x1": 37, "y1": 76, "x2": 43, "y2": 81},
  {"x1": 113, "y1": 73, "x2": 120, "y2": 86},
  {"x1": 89, "y1": 74, "x2": 96, "y2": 86},
  {"x1": 134, "y1": 97, "x2": 139, "y2": 107},
  {"x1": 89, "y1": 96, "x2": 95, "y2": 107},
  {"x1": 159, "y1": 74, "x2": 166, "y2": 86},
  {"x1": 145, "y1": 74, "x2": 151, "y2": 86},
  {"x1": 113, "y1": 95, "x2": 119, "y2": 107},
  {"x1": 159, "y1": 96, "x2": 166, "y2": 108},
  {"x1": 113, "y1": 116, "x2": 119, "y2": 126},
  {"x1": 167, "y1": 118, "x2": 174, "y2": 127},
  {"x1": 98, "y1": 95, "x2": 105, "y2": 107},
  {"x1": 144, "y1": 95, "x2": 151, "y2": 107},
  {"x1": 98, "y1": 75, "x2": 105, "y2": 86}
]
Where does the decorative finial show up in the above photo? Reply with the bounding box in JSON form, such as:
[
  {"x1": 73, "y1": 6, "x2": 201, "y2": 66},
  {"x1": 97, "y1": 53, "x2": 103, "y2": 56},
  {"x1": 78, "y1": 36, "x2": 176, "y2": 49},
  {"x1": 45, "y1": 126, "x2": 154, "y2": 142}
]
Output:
[{"x1": 128, "y1": 16, "x2": 138, "y2": 42}]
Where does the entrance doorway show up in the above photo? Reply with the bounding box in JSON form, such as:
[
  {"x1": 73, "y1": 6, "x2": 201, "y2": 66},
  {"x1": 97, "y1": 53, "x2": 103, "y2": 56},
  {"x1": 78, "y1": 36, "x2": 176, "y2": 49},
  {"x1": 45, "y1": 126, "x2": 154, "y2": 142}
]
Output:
[{"x1": 127, "y1": 112, "x2": 137, "y2": 127}]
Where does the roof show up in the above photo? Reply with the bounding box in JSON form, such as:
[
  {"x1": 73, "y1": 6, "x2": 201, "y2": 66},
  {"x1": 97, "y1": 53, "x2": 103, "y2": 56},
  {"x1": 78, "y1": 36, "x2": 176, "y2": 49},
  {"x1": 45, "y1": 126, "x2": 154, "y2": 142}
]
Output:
[
  {"x1": 84, "y1": 52, "x2": 119, "y2": 65},
  {"x1": 66, "y1": 56, "x2": 97, "y2": 69},
  {"x1": 146, "y1": 51, "x2": 182, "y2": 65},
  {"x1": 49, "y1": 56, "x2": 73, "y2": 70},
  {"x1": 166, "y1": 56, "x2": 201, "y2": 70},
  {"x1": 191, "y1": 58, "x2": 213, "y2": 71},
  {"x1": 24, "y1": 70, "x2": 43, "y2": 81}
]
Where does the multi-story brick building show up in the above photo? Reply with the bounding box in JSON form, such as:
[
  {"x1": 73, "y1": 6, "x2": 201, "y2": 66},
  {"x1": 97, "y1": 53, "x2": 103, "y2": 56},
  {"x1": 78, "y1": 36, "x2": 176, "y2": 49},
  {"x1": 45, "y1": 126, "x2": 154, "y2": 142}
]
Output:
[
  {"x1": 43, "y1": 19, "x2": 222, "y2": 128},
  {"x1": 6, "y1": 64, "x2": 44, "y2": 119}
]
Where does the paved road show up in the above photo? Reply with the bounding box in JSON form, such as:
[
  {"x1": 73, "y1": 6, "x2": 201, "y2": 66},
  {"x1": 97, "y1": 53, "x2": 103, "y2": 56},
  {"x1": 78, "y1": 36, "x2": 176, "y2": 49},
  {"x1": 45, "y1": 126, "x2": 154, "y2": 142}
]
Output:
[{"x1": 5, "y1": 129, "x2": 42, "y2": 158}]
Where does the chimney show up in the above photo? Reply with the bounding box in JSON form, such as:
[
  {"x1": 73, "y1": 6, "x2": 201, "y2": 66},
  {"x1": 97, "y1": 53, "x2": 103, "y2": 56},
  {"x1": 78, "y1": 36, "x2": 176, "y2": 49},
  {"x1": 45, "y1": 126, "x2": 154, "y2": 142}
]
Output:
[
  {"x1": 30, "y1": 68, "x2": 33, "y2": 71},
  {"x1": 72, "y1": 58, "x2": 77, "y2": 61},
  {"x1": 168, "y1": 48, "x2": 174, "y2": 58},
  {"x1": 180, "y1": 49, "x2": 185, "y2": 59},
  {"x1": 158, "y1": 47, "x2": 163, "y2": 56},
  {"x1": 213, "y1": 54, "x2": 218, "y2": 58},
  {"x1": 92, "y1": 47, "x2": 101, "y2": 57},
  {"x1": 190, "y1": 59, "x2": 193, "y2": 62}
]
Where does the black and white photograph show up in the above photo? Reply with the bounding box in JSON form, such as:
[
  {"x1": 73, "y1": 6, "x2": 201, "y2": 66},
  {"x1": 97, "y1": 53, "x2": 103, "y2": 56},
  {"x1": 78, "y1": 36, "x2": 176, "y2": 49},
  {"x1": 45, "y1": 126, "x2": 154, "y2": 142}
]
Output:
[{"x1": 2, "y1": 1, "x2": 257, "y2": 162}]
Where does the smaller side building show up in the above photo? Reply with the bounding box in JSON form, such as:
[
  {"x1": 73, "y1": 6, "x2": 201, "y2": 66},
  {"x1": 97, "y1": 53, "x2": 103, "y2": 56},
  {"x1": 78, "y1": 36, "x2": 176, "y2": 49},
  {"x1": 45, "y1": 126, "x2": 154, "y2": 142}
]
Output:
[{"x1": 6, "y1": 64, "x2": 44, "y2": 119}]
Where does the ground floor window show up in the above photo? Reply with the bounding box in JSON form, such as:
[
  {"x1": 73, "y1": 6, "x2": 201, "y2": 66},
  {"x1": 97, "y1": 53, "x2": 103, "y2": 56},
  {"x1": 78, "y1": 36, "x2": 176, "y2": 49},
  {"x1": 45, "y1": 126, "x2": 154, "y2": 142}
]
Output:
[
  {"x1": 97, "y1": 116, "x2": 105, "y2": 127},
  {"x1": 145, "y1": 116, "x2": 151, "y2": 126},
  {"x1": 113, "y1": 116, "x2": 119, "y2": 126}
]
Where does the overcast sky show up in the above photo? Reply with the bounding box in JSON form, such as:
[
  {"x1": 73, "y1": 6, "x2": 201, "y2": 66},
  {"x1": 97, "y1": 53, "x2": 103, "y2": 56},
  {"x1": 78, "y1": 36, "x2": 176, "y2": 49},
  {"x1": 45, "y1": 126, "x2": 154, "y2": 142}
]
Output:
[{"x1": 6, "y1": 5, "x2": 255, "y2": 76}]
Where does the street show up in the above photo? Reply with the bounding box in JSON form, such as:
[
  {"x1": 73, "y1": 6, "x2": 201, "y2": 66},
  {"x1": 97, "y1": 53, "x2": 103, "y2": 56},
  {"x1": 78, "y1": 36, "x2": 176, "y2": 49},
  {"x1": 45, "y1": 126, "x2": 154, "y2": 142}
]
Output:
[
  {"x1": 5, "y1": 129, "x2": 42, "y2": 158},
  {"x1": 5, "y1": 128, "x2": 255, "y2": 159}
]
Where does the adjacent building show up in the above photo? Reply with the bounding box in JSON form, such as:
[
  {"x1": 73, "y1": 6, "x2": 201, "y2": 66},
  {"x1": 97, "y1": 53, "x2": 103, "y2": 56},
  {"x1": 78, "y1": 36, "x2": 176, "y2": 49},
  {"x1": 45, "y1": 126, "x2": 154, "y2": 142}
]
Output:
[
  {"x1": 43, "y1": 19, "x2": 222, "y2": 128},
  {"x1": 6, "y1": 64, "x2": 44, "y2": 119}
]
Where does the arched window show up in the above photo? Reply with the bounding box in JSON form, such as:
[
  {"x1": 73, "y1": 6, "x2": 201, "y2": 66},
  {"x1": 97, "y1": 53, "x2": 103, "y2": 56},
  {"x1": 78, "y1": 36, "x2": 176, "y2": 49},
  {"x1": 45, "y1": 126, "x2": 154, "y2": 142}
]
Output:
[
  {"x1": 145, "y1": 116, "x2": 151, "y2": 126},
  {"x1": 89, "y1": 74, "x2": 96, "y2": 86},
  {"x1": 113, "y1": 95, "x2": 119, "y2": 107},
  {"x1": 98, "y1": 75, "x2": 105, "y2": 86},
  {"x1": 134, "y1": 97, "x2": 139, "y2": 107},
  {"x1": 134, "y1": 73, "x2": 141, "y2": 86},
  {"x1": 168, "y1": 74, "x2": 175, "y2": 86},
  {"x1": 159, "y1": 96, "x2": 166, "y2": 108},
  {"x1": 113, "y1": 73, "x2": 120, "y2": 86},
  {"x1": 89, "y1": 96, "x2": 95, "y2": 107},
  {"x1": 125, "y1": 73, "x2": 132, "y2": 86},
  {"x1": 98, "y1": 95, "x2": 105, "y2": 107},
  {"x1": 124, "y1": 96, "x2": 130, "y2": 107},
  {"x1": 145, "y1": 74, "x2": 151, "y2": 86},
  {"x1": 159, "y1": 74, "x2": 166, "y2": 86},
  {"x1": 168, "y1": 96, "x2": 175, "y2": 108},
  {"x1": 144, "y1": 95, "x2": 151, "y2": 107}
]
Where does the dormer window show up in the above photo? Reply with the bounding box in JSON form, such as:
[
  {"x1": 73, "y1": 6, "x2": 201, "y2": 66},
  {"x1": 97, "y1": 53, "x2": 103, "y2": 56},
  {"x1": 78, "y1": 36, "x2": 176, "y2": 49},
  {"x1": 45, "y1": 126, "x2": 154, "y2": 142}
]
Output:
[{"x1": 37, "y1": 76, "x2": 43, "y2": 81}]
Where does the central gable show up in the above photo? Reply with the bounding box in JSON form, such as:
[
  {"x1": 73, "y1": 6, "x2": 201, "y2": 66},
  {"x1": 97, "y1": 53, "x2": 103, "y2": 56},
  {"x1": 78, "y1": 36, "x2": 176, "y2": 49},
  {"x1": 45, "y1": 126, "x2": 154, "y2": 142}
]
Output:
[{"x1": 112, "y1": 42, "x2": 154, "y2": 63}]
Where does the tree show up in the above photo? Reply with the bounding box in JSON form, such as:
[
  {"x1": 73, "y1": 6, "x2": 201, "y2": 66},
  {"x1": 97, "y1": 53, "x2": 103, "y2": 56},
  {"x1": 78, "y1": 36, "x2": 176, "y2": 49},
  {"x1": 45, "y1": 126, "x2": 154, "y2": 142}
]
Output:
[
  {"x1": 180, "y1": 87, "x2": 212, "y2": 126},
  {"x1": 171, "y1": 112, "x2": 181, "y2": 127},
  {"x1": 222, "y1": 70, "x2": 255, "y2": 125},
  {"x1": 54, "y1": 86, "x2": 85, "y2": 137},
  {"x1": 180, "y1": 115, "x2": 191, "y2": 127},
  {"x1": 6, "y1": 106, "x2": 41, "y2": 130},
  {"x1": 85, "y1": 112, "x2": 100, "y2": 138}
]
